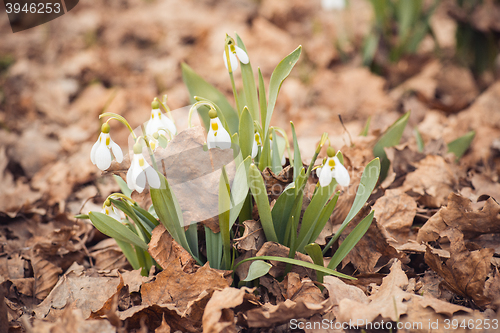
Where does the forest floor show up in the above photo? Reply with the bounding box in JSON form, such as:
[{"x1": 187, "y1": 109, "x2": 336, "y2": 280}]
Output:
[{"x1": 1, "y1": 0, "x2": 500, "y2": 332}]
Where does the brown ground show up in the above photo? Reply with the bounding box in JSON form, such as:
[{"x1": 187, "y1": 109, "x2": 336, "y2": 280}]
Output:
[{"x1": 1, "y1": 0, "x2": 500, "y2": 332}]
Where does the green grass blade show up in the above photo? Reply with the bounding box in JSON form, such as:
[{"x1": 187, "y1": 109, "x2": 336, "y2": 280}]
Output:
[
  {"x1": 271, "y1": 184, "x2": 296, "y2": 244},
  {"x1": 219, "y1": 166, "x2": 232, "y2": 270},
  {"x1": 239, "y1": 106, "x2": 254, "y2": 160},
  {"x1": 243, "y1": 260, "x2": 272, "y2": 282},
  {"x1": 309, "y1": 191, "x2": 339, "y2": 245},
  {"x1": 323, "y1": 158, "x2": 380, "y2": 255},
  {"x1": 264, "y1": 46, "x2": 302, "y2": 134},
  {"x1": 258, "y1": 68, "x2": 267, "y2": 132},
  {"x1": 89, "y1": 212, "x2": 148, "y2": 250},
  {"x1": 113, "y1": 175, "x2": 132, "y2": 198},
  {"x1": 271, "y1": 128, "x2": 283, "y2": 174},
  {"x1": 360, "y1": 116, "x2": 371, "y2": 136},
  {"x1": 305, "y1": 243, "x2": 325, "y2": 283},
  {"x1": 327, "y1": 211, "x2": 374, "y2": 270},
  {"x1": 414, "y1": 127, "x2": 424, "y2": 152},
  {"x1": 232, "y1": 157, "x2": 252, "y2": 228},
  {"x1": 236, "y1": 34, "x2": 259, "y2": 121},
  {"x1": 205, "y1": 226, "x2": 222, "y2": 269},
  {"x1": 115, "y1": 239, "x2": 141, "y2": 270},
  {"x1": 248, "y1": 164, "x2": 278, "y2": 242},
  {"x1": 448, "y1": 130, "x2": 475, "y2": 161},
  {"x1": 186, "y1": 224, "x2": 199, "y2": 260},
  {"x1": 296, "y1": 181, "x2": 337, "y2": 253},
  {"x1": 291, "y1": 122, "x2": 302, "y2": 181},
  {"x1": 181, "y1": 63, "x2": 239, "y2": 134},
  {"x1": 234, "y1": 256, "x2": 355, "y2": 280},
  {"x1": 373, "y1": 111, "x2": 410, "y2": 181}
]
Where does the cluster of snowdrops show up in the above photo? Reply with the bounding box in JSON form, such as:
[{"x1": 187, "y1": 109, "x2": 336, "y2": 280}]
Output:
[{"x1": 83, "y1": 34, "x2": 380, "y2": 284}]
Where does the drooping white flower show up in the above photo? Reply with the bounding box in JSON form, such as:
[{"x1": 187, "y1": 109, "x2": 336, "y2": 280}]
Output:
[
  {"x1": 223, "y1": 37, "x2": 249, "y2": 71},
  {"x1": 321, "y1": 0, "x2": 346, "y2": 10},
  {"x1": 207, "y1": 109, "x2": 231, "y2": 149},
  {"x1": 90, "y1": 123, "x2": 123, "y2": 171},
  {"x1": 251, "y1": 131, "x2": 262, "y2": 158},
  {"x1": 102, "y1": 200, "x2": 122, "y2": 221},
  {"x1": 126, "y1": 142, "x2": 161, "y2": 193},
  {"x1": 318, "y1": 148, "x2": 350, "y2": 187},
  {"x1": 145, "y1": 101, "x2": 176, "y2": 150}
]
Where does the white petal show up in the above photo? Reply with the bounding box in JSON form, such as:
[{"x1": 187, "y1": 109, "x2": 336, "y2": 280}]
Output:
[
  {"x1": 126, "y1": 163, "x2": 134, "y2": 190},
  {"x1": 214, "y1": 119, "x2": 231, "y2": 149},
  {"x1": 251, "y1": 139, "x2": 258, "y2": 158},
  {"x1": 145, "y1": 114, "x2": 155, "y2": 136},
  {"x1": 95, "y1": 143, "x2": 112, "y2": 171},
  {"x1": 235, "y1": 45, "x2": 249, "y2": 64},
  {"x1": 161, "y1": 116, "x2": 177, "y2": 135},
  {"x1": 281, "y1": 153, "x2": 286, "y2": 166},
  {"x1": 207, "y1": 129, "x2": 216, "y2": 149},
  {"x1": 223, "y1": 50, "x2": 239, "y2": 70},
  {"x1": 132, "y1": 160, "x2": 146, "y2": 193},
  {"x1": 333, "y1": 157, "x2": 350, "y2": 187},
  {"x1": 145, "y1": 166, "x2": 161, "y2": 189},
  {"x1": 109, "y1": 139, "x2": 123, "y2": 163},
  {"x1": 316, "y1": 167, "x2": 322, "y2": 176},
  {"x1": 321, "y1": 0, "x2": 345, "y2": 10},
  {"x1": 90, "y1": 139, "x2": 99, "y2": 165},
  {"x1": 318, "y1": 166, "x2": 333, "y2": 187}
]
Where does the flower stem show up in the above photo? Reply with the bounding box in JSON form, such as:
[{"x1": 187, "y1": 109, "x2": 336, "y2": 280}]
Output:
[{"x1": 100, "y1": 113, "x2": 137, "y2": 139}]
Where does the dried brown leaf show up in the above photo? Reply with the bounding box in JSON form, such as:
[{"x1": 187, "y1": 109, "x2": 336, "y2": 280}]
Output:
[
  {"x1": 424, "y1": 228, "x2": 494, "y2": 308},
  {"x1": 401, "y1": 155, "x2": 456, "y2": 208},
  {"x1": 202, "y1": 287, "x2": 254, "y2": 333},
  {"x1": 234, "y1": 220, "x2": 266, "y2": 252},
  {"x1": 418, "y1": 193, "x2": 500, "y2": 243},
  {"x1": 141, "y1": 260, "x2": 230, "y2": 313},
  {"x1": 373, "y1": 189, "x2": 417, "y2": 242},
  {"x1": 148, "y1": 224, "x2": 196, "y2": 271},
  {"x1": 34, "y1": 263, "x2": 123, "y2": 320},
  {"x1": 337, "y1": 260, "x2": 411, "y2": 323},
  {"x1": 28, "y1": 308, "x2": 116, "y2": 333},
  {"x1": 245, "y1": 298, "x2": 328, "y2": 328},
  {"x1": 339, "y1": 207, "x2": 407, "y2": 274}
]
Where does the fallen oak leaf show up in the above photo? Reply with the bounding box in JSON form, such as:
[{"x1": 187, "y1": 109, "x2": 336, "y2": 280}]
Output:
[
  {"x1": 337, "y1": 260, "x2": 411, "y2": 323},
  {"x1": 141, "y1": 260, "x2": 230, "y2": 313},
  {"x1": 418, "y1": 193, "x2": 500, "y2": 243},
  {"x1": 202, "y1": 287, "x2": 257, "y2": 333},
  {"x1": 148, "y1": 224, "x2": 196, "y2": 271},
  {"x1": 424, "y1": 228, "x2": 494, "y2": 308}
]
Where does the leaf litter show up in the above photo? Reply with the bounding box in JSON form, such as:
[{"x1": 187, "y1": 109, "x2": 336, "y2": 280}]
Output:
[{"x1": 2, "y1": 0, "x2": 500, "y2": 332}]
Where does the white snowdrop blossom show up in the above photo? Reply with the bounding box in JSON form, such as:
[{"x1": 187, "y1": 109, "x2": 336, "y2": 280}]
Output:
[
  {"x1": 223, "y1": 38, "x2": 249, "y2": 71},
  {"x1": 90, "y1": 123, "x2": 123, "y2": 171},
  {"x1": 126, "y1": 143, "x2": 161, "y2": 193},
  {"x1": 321, "y1": 0, "x2": 346, "y2": 10},
  {"x1": 251, "y1": 131, "x2": 262, "y2": 158},
  {"x1": 102, "y1": 201, "x2": 121, "y2": 221},
  {"x1": 318, "y1": 148, "x2": 350, "y2": 187},
  {"x1": 207, "y1": 109, "x2": 231, "y2": 149},
  {"x1": 145, "y1": 101, "x2": 177, "y2": 151}
]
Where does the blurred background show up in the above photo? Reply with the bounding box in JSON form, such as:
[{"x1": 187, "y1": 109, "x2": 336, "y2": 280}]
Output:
[{"x1": 0, "y1": 0, "x2": 499, "y2": 218}]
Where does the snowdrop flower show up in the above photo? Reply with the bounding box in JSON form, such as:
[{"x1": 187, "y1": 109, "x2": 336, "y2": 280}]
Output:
[
  {"x1": 318, "y1": 147, "x2": 350, "y2": 187},
  {"x1": 251, "y1": 131, "x2": 262, "y2": 158},
  {"x1": 145, "y1": 100, "x2": 176, "y2": 151},
  {"x1": 223, "y1": 36, "x2": 249, "y2": 71},
  {"x1": 207, "y1": 109, "x2": 231, "y2": 149},
  {"x1": 126, "y1": 142, "x2": 161, "y2": 193},
  {"x1": 102, "y1": 200, "x2": 121, "y2": 221},
  {"x1": 321, "y1": 0, "x2": 346, "y2": 10},
  {"x1": 90, "y1": 123, "x2": 123, "y2": 171}
]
